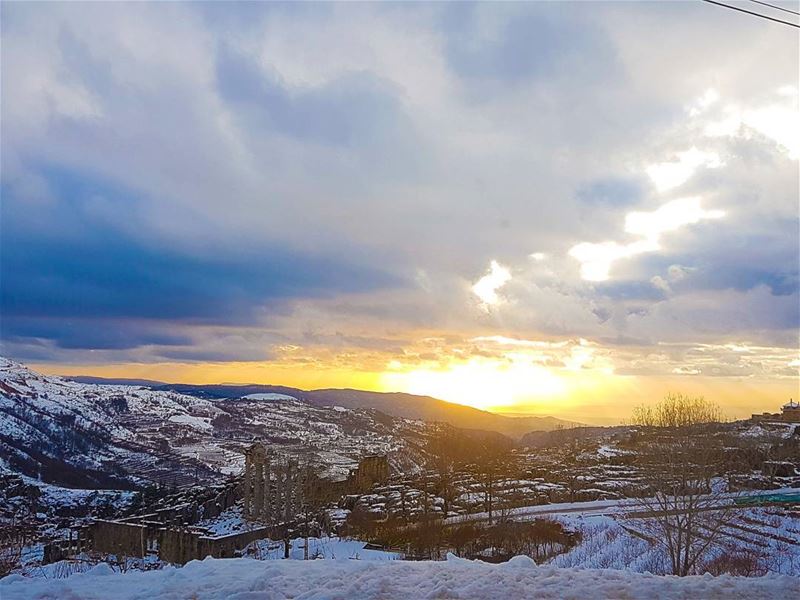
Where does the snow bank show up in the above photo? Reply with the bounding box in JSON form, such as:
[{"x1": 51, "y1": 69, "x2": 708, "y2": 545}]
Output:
[{"x1": 2, "y1": 556, "x2": 797, "y2": 600}]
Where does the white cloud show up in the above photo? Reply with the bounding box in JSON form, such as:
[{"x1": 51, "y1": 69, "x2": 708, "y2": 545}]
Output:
[
  {"x1": 471, "y1": 260, "x2": 512, "y2": 307},
  {"x1": 667, "y1": 264, "x2": 694, "y2": 282},
  {"x1": 569, "y1": 240, "x2": 654, "y2": 282},
  {"x1": 646, "y1": 147, "x2": 723, "y2": 192},
  {"x1": 625, "y1": 196, "x2": 725, "y2": 240},
  {"x1": 687, "y1": 88, "x2": 720, "y2": 117},
  {"x1": 696, "y1": 87, "x2": 799, "y2": 159},
  {"x1": 650, "y1": 275, "x2": 671, "y2": 293},
  {"x1": 570, "y1": 197, "x2": 725, "y2": 282}
]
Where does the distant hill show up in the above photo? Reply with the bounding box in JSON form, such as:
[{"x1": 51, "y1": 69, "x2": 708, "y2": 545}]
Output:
[
  {"x1": 303, "y1": 389, "x2": 582, "y2": 439},
  {"x1": 62, "y1": 376, "x2": 582, "y2": 439},
  {"x1": 0, "y1": 358, "x2": 434, "y2": 488},
  {"x1": 141, "y1": 383, "x2": 581, "y2": 439},
  {"x1": 68, "y1": 375, "x2": 167, "y2": 387}
]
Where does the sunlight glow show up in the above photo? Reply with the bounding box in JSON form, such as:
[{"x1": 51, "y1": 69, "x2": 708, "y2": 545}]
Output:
[
  {"x1": 570, "y1": 197, "x2": 724, "y2": 281},
  {"x1": 646, "y1": 147, "x2": 723, "y2": 192},
  {"x1": 625, "y1": 196, "x2": 725, "y2": 239},
  {"x1": 687, "y1": 88, "x2": 720, "y2": 117},
  {"x1": 471, "y1": 260, "x2": 512, "y2": 307},
  {"x1": 382, "y1": 357, "x2": 567, "y2": 410},
  {"x1": 702, "y1": 86, "x2": 800, "y2": 159}
]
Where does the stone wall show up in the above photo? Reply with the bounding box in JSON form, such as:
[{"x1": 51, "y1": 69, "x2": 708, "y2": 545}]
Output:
[
  {"x1": 91, "y1": 520, "x2": 149, "y2": 558},
  {"x1": 348, "y1": 455, "x2": 390, "y2": 492},
  {"x1": 158, "y1": 526, "x2": 273, "y2": 564}
]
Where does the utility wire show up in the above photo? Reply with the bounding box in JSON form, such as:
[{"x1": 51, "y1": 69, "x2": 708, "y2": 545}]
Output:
[
  {"x1": 747, "y1": 0, "x2": 800, "y2": 17},
  {"x1": 701, "y1": 0, "x2": 800, "y2": 27}
]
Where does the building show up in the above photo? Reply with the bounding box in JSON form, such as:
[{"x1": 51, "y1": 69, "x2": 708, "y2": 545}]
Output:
[
  {"x1": 750, "y1": 400, "x2": 800, "y2": 424},
  {"x1": 782, "y1": 399, "x2": 800, "y2": 423}
]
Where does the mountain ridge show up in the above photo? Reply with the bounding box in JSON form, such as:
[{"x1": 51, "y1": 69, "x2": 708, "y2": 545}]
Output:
[{"x1": 64, "y1": 377, "x2": 582, "y2": 438}]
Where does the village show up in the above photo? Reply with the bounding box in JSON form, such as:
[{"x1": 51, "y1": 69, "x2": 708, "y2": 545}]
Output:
[{"x1": 1, "y1": 399, "x2": 795, "y2": 579}]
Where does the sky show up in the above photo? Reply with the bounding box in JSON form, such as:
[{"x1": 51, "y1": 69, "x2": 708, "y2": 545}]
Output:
[{"x1": 1, "y1": 1, "x2": 798, "y2": 425}]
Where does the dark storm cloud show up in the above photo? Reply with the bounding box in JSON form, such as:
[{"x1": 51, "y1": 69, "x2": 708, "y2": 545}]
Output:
[
  {"x1": 0, "y1": 165, "x2": 403, "y2": 348},
  {"x1": 1, "y1": 318, "x2": 192, "y2": 350}
]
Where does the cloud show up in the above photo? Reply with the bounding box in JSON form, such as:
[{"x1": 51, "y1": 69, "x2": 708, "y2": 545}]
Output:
[
  {"x1": 701, "y1": 86, "x2": 800, "y2": 159},
  {"x1": 569, "y1": 197, "x2": 725, "y2": 282},
  {"x1": 1, "y1": 164, "x2": 403, "y2": 351},
  {"x1": 0, "y1": 0, "x2": 796, "y2": 393},
  {"x1": 216, "y1": 44, "x2": 418, "y2": 155},
  {"x1": 442, "y1": 3, "x2": 620, "y2": 90},
  {"x1": 645, "y1": 147, "x2": 723, "y2": 192},
  {"x1": 1, "y1": 318, "x2": 192, "y2": 351},
  {"x1": 577, "y1": 177, "x2": 645, "y2": 206},
  {"x1": 472, "y1": 261, "x2": 512, "y2": 307}
]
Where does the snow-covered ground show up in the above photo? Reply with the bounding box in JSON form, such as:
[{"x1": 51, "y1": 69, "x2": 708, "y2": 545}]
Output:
[
  {"x1": 2, "y1": 555, "x2": 797, "y2": 600},
  {"x1": 551, "y1": 508, "x2": 800, "y2": 576},
  {"x1": 242, "y1": 393, "x2": 298, "y2": 401},
  {"x1": 250, "y1": 536, "x2": 400, "y2": 561}
]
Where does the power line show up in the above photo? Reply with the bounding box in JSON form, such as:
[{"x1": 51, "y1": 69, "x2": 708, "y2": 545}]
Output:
[
  {"x1": 700, "y1": 0, "x2": 800, "y2": 27},
  {"x1": 747, "y1": 0, "x2": 800, "y2": 17}
]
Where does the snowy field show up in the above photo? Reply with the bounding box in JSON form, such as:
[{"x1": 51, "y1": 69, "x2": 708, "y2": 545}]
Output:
[
  {"x1": 250, "y1": 536, "x2": 400, "y2": 561},
  {"x1": 552, "y1": 510, "x2": 800, "y2": 576},
  {"x1": 2, "y1": 555, "x2": 798, "y2": 600}
]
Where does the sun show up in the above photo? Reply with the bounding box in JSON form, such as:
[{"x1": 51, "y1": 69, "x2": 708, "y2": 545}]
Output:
[{"x1": 381, "y1": 357, "x2": 567, "y2": 412}]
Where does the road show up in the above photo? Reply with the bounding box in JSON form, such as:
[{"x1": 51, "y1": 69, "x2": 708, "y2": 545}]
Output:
[{"x1": 443, "y1": 487, "x2": 800, "y2": 525}]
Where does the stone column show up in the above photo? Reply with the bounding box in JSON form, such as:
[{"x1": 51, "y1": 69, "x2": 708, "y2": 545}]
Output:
[
  {"x1": 253, "y1": 459, "x2": 264, "y2": 519},
  {"x1": 263, "y1": 455, "x2": 271, "y2": 522},
  {"x1": 284, "y1": 462, "x2": 294, "y2": 522},
  {"x1": 243, "y1": 453, "x2": 252, "y2": 519},
  {"x1": 275, "y1": 462, "x2": 285, "y2": 523}
]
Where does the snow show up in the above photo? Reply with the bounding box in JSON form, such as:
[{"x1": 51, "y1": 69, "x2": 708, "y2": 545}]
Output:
[
  {"x1": 167, "y1": 414, "x2": 213, "y2": 432},
  {"x1": 0, "y1": 357, "x2": 427, "y2": 490},
  {"x1": 34, "y1": 480, "x2": 136, "y2": 510},
  {"x1": 242, "y1": 393, "x2": 298, "y2": 401},
  {"x1": 445, "y1": 487, "x2": 800, "y2": 524},
  {"x1": 251, "y1": 537, "x2": 400, "y2": 561},
  {"x1": 2, "y1": 555, "x2": 797, "y2": 599}
]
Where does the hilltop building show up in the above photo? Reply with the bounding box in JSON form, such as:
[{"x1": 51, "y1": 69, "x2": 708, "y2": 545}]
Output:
[
  {"x1": 782, "y1": 399, "x2": 800, "y2": 422},
  {"x1": 750, "y1": 399, "x2": 800, "y2": 424}
]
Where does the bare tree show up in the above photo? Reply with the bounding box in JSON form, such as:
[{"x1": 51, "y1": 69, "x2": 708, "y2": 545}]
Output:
[
  {"x1": 426, "y1": 427, "x2": 461, "y2": 519},
  {"x1": 0, "y1": 520, "x2": 34, "y2": 577},
  {"x1": 471, "y1": 445, "x2": 509, "y2": 526},
  {"x1": 632, "y1": 393, "x2": 723, "y2": 428},
  {"x1": 631, "y1": 431, "x2": 737, "y2": 576}
]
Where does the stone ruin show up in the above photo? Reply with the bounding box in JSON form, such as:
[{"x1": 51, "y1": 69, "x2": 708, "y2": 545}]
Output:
[
  {"x1": 242, "y1": 443, "x2": 306, "y2": 523},
  {"x1": 349, "y1": 455, "x2": 390, "y2": 491},
  {"x1": 241, "y1": 442, "x2": 390, "y2": 523},
  {"x1": 43, "y1": 445, "x2": 391, "y2": 565}
]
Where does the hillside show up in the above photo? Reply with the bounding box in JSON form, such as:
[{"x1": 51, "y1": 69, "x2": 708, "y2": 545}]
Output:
[
  {"x1": 305, "y1": 389, "x2": 581, "y2": 438},
  {"x1": 113, "y1": 382, "x2": 581, "y2": 438},
  {"x1": 0, "y1": 358, "x2": 431, "y2": 489}
]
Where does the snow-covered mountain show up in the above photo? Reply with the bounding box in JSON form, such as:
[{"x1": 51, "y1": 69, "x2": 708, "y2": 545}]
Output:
[
  {"x1": 69, "y1": 379, "x2": 582, "y2": 438},
  {"x1": 0, "y1": 358, "x2": 430, "y2": 490}
]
